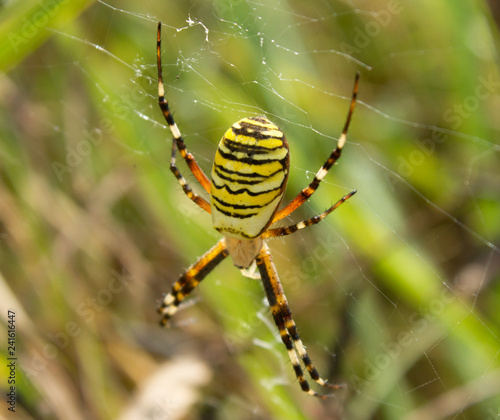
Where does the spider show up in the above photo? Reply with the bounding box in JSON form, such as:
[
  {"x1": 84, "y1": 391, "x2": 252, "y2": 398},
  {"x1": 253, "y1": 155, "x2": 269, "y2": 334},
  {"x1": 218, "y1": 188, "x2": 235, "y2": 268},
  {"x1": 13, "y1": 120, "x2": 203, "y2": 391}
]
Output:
[{"x1": 155, "y1": 22, "x2": 359, "y2": 398}]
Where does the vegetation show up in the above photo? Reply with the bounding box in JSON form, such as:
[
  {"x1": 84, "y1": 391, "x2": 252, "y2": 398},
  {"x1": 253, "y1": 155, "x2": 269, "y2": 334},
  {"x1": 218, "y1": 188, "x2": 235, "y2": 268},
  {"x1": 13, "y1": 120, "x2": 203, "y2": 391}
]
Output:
[{"x1": 1, "y1": 1, "x2": 499, "y2": 419}]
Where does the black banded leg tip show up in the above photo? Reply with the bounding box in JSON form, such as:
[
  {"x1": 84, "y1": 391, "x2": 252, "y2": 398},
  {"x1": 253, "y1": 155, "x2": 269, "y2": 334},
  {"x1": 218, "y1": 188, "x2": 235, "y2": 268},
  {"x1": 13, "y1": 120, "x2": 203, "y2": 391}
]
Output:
[
  {"x1": 158, "y1": 315, "x2": 171, "y2": 327},
  {"x1": 325, "y1": 381, "x2": 347, "y2": 390},
  {"x1": 345, "y1": 190, "x2": 356, "y2": 199},
  {"x1": 158, "y1": 319, "x2": 167, "y2": 328},
  {"x1": 308, "y1": 389, "x2": 337, "y2": 399},
  {"x1": 313, "y1": 387, "x2": 346, "y2": 400}
]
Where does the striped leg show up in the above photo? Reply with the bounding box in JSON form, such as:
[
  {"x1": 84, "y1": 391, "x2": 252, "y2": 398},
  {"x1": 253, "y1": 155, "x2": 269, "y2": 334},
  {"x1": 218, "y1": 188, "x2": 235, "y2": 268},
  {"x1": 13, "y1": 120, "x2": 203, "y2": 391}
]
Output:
[
  {"x1": 256, "y1": 243, "x2": 343, "y2": 397},
  {"x1": 158, "y1": 239, "x2": 229, "y2": 325},
  {"x1": 157, "y1": 22, "x2": 212, "y2": 213},
  {"x1": 168, "y1": 140, "x2": 211, "y2": 213},
  {"x1": 272, "y1": 72, "x2": 359, "y2": 223},
  {"x1": 262, "y1": 190, "x2": 356, "y2": 239}
]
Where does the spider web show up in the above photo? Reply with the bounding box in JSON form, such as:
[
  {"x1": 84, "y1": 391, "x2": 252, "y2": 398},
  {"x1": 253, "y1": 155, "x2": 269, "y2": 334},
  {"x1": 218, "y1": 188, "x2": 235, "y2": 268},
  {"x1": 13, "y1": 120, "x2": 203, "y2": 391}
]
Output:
[{"x1": 5, "y1": 1, "x2": 500, "y2": 419}]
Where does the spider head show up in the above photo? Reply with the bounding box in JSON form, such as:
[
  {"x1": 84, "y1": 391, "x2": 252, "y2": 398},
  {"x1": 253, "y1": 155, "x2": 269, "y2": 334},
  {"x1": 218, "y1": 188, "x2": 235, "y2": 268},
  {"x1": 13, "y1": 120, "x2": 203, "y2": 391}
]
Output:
[{"x1": 223, "y1": 236, "x2": 263, "y2": 269}]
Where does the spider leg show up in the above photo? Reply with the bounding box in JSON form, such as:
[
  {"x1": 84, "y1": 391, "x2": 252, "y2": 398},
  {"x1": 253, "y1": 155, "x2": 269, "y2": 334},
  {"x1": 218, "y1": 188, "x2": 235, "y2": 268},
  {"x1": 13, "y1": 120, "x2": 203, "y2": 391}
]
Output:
[
  {"x1": 158, "y1": 238, "x2": 229, "y2": 325},
  {"x1": 272, "y1": 72, "x2": 359, "y2": 223},
  {"x1": 157, "y1": 22, "x2": 212, "y2": 212},
  {"x1": 262, "y1": 190, "x2": 356, "y2": 239},
  {"x1": 168, "y1": 141, "x2": 211, "y2": 213},
  {"x1": 256, "y1": 243, "x2": 344, "y2": 398}
]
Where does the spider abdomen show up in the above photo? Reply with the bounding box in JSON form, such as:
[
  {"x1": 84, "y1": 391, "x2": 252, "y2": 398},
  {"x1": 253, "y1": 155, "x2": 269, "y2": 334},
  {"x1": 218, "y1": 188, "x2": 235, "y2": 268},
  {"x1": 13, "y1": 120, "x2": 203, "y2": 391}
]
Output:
[{"x1": 211, "y1": 116, "x2": 289, "y2": 239}]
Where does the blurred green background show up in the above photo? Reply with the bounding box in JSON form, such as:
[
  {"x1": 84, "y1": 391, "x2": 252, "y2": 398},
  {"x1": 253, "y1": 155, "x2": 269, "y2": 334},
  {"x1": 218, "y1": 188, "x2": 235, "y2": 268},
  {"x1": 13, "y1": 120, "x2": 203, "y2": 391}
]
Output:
[{"x1": 1, "y1": 1, "x2": 499, "y2": 419}]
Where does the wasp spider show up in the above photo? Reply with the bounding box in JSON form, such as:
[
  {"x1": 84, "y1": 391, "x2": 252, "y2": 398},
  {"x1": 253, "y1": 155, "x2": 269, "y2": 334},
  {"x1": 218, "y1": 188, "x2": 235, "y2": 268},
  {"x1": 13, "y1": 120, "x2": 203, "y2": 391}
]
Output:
[{"x1": 156, "y1": 22, "x2": 359, "y2": 398}]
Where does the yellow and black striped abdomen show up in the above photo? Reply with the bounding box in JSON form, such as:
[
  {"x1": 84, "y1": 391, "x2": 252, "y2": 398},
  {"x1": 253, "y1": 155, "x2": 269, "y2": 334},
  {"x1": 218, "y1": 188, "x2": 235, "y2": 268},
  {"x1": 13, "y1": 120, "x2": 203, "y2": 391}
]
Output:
[{"x1": 211, "y1": 116, "x2": 289, "y2": 239}]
